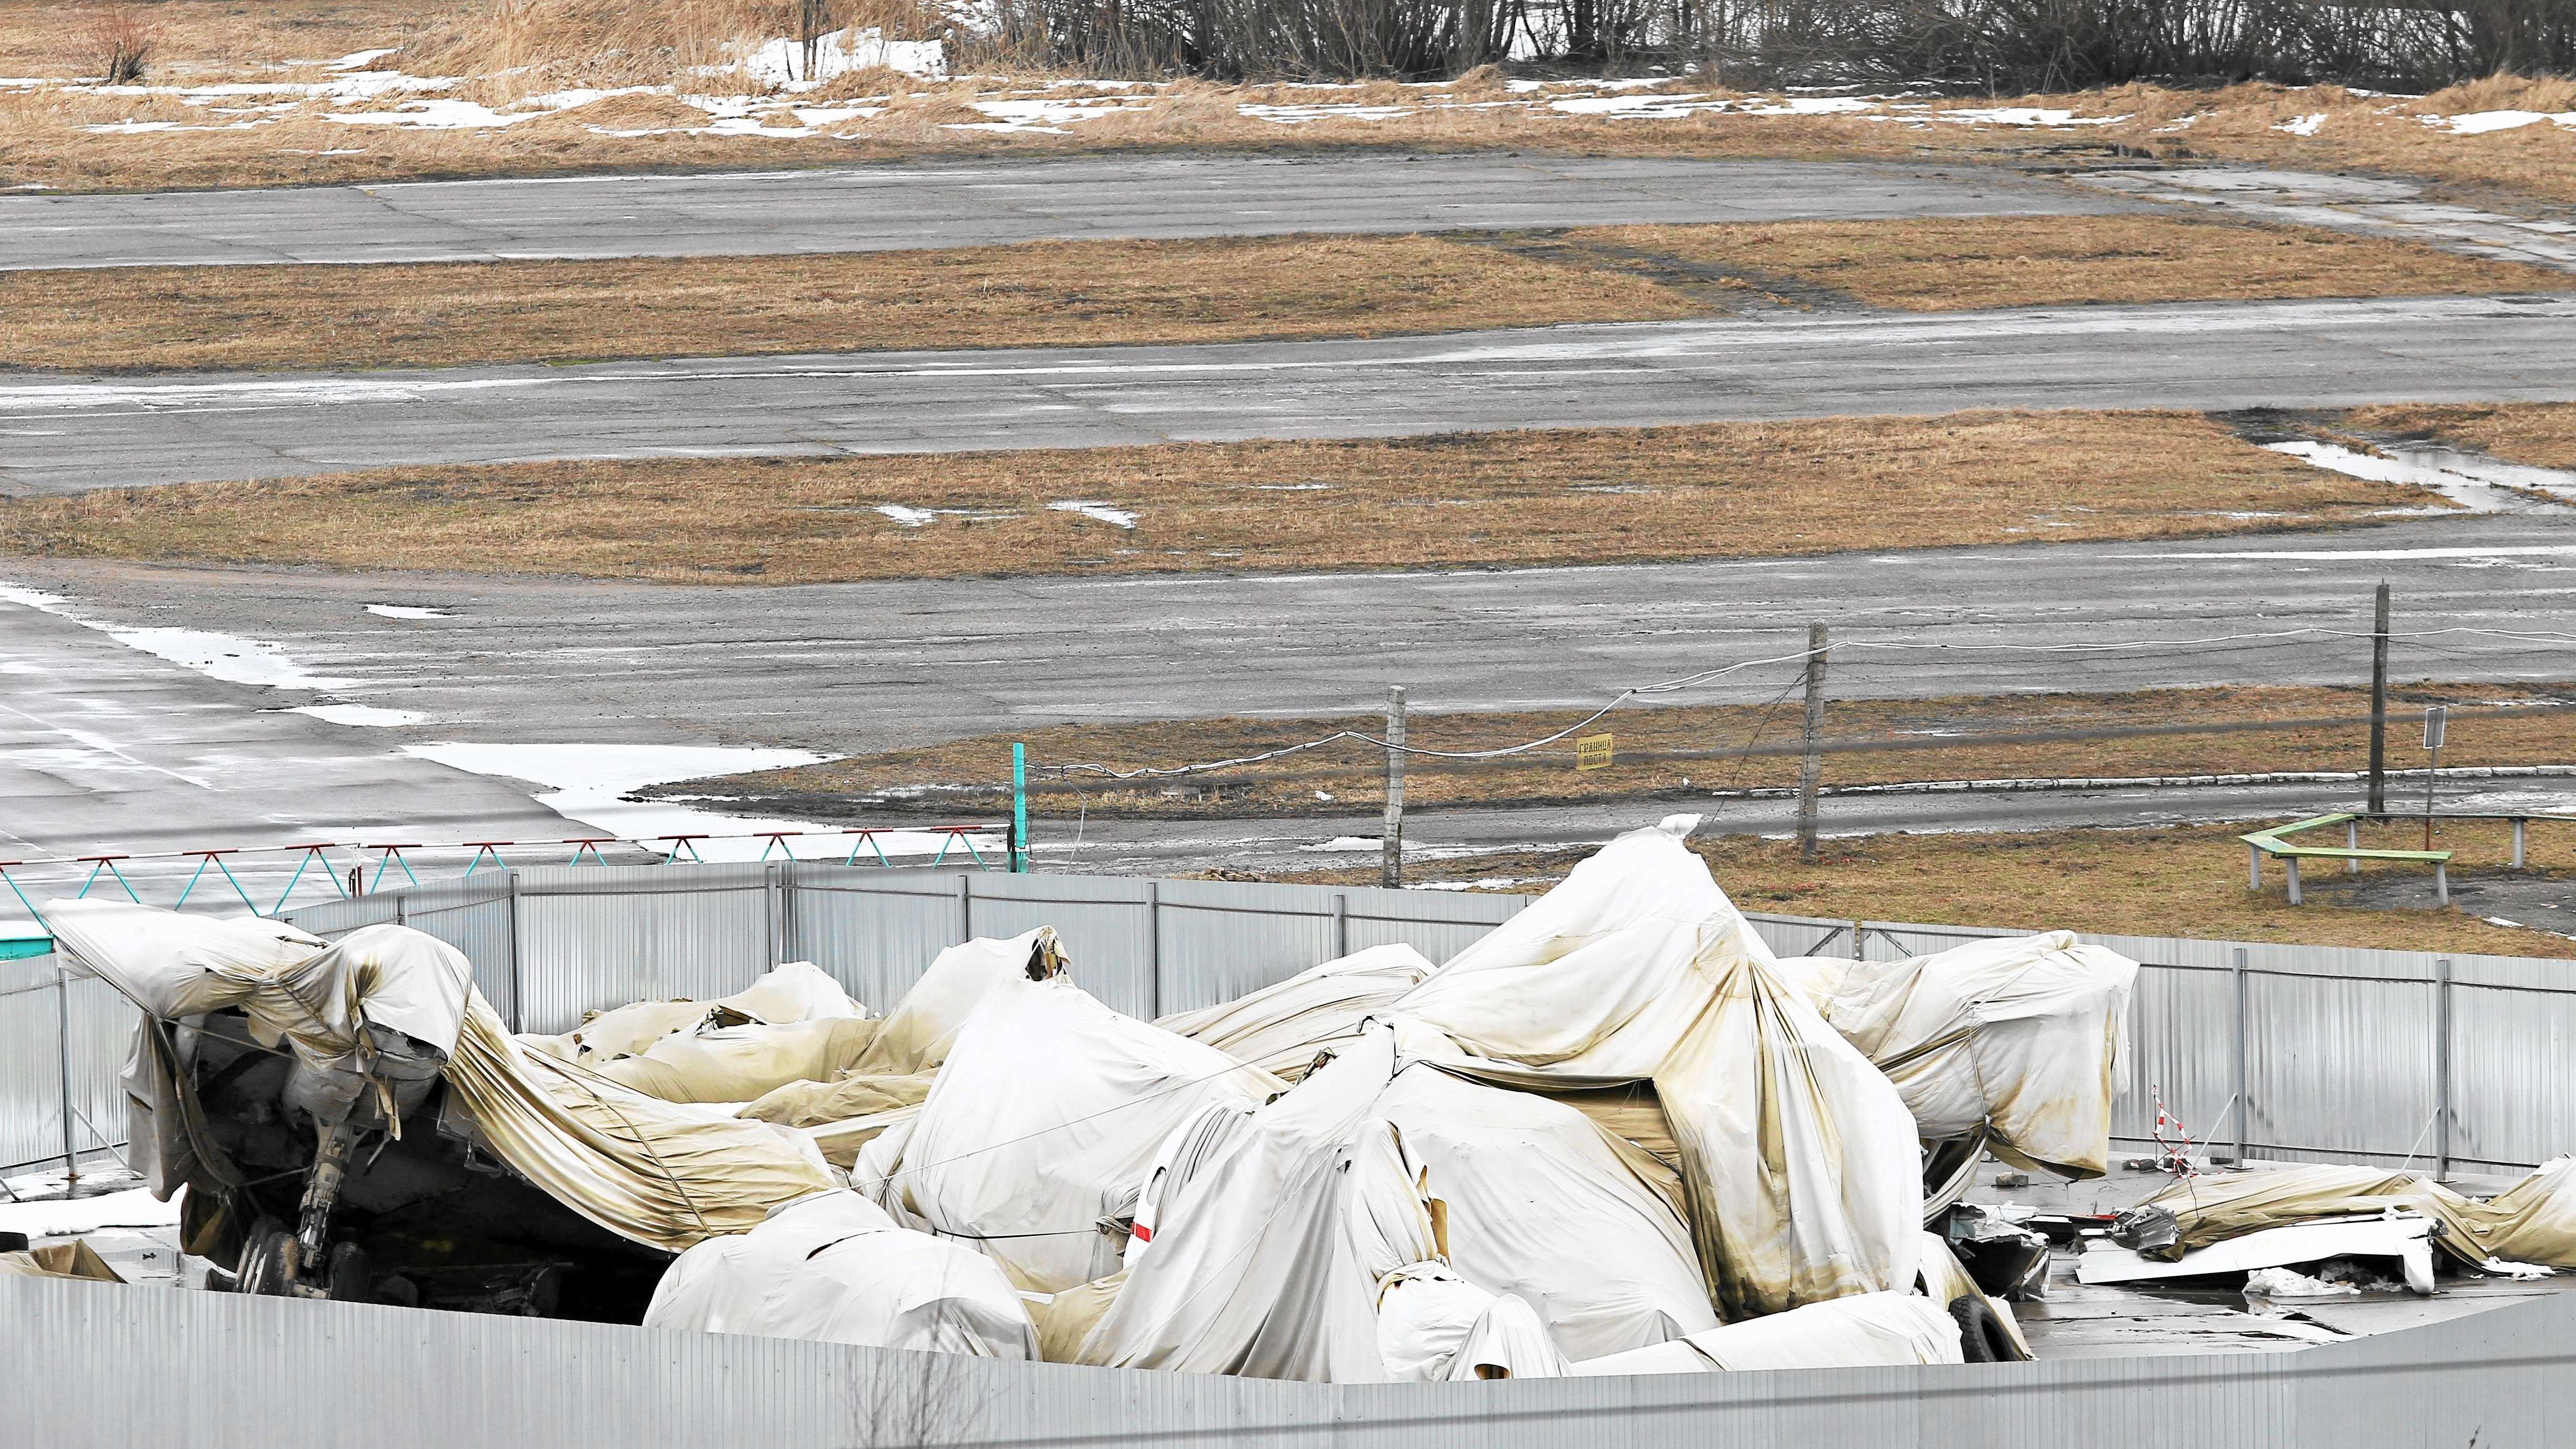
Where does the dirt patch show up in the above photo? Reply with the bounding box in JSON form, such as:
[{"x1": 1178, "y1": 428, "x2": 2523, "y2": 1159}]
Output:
[
  {"x1": 0, "y1": 409, "x2": 2452, "y2": 582},
  {"x1": 661, "y1": 681, "x2": 2576, "y2": 821},
  {"x1": 1270, "y1": 820, "x2": 2576, "y2": 959}
]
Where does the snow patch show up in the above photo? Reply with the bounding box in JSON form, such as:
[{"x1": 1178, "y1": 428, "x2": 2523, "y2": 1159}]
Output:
[
  {"x1": 0, "y1": 1186, "x2": 182, "y2": 1240},
  {"x1": 729, "y1": 28, "x2": 945, "y2": 87},
  {"x1": 2274, "y1": 113, "x2": 2328, "y2": 136},
  {"x1": 287, "y1": 703, "x2": 428, "y2": 727},
  {"x1": 365, "y1": 603, "x2": 451, "y2": 620},
  {"x1": 393, "y1": 742, "x2": 1011, "y2": 864},
  {"x1": 1049, "y1": 500, "x2": 1138, "y2": 528}
]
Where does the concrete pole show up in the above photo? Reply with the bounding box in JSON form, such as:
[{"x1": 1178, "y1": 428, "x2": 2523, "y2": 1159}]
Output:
[
  {"x1": 2368, "y1": 582, "x2": 2390, "y2": 816},
  {"x1": 1796, "y1": 624, "x2": 1829, "y2": 863},
  {"x1": 1382, "y1": 686, "x2": 1407, "y2": 889}
]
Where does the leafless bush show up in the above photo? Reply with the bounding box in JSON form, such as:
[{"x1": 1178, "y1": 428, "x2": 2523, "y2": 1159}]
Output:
[
  {"x1": 1690, "y1": 0, "x2": 2576, "y2": 90},
  {"x1": 965, "y1": 0, "x2": 2570, "y2": 85},
  {"x1": 79, "y1": 3, "x2": 156, "y2": 84}
]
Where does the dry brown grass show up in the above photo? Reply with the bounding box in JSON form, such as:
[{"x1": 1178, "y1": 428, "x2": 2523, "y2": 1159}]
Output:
[
  {"x1": 1272, "y1": 821, "x2": 2576, "y2": 958},
  {"x1": 0, "y1": 234, "x2": 1693, "y2": 374},
  {"x1": 672, "y1": 681, "x2": 2576, "y2": 820},
  {"x1": 4, "y1": 2, "x2": 2571, "y2": 210},
  {"x1": 1561, "y1": 214, "x2": 2570, "y2": 311},
  {"x1": 9, "y1": 217, "x2": 2555, "y2": 376},
  {"x1": 2342, "y1": 401, "x2": 2576, "y2": 470},
  {"x1": 0, "y1": 409, "x2": 2442, "y2": 582}
]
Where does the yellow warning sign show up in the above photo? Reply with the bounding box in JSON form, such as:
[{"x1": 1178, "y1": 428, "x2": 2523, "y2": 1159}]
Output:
[{"x1": 1575, "y1": 733, "x2": 1614, "y2": 771}]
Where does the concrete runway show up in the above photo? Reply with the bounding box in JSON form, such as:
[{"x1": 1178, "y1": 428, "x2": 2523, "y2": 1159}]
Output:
[
  {"x1": 0, "y1": 155, "x2": 2134, "y2": 270},
  {"x1": 5, "y1": 514, "x2": 2571, "y2": 903},
  {"x1": 6, "y1": 514, "x2": 2569, "y2": 752},
  {"x1": 12, "y1": 294, "x2": 2576, "y2": 495},
  {"x1": 0, "y1": 595, "x2": 571, "y2": 906}
]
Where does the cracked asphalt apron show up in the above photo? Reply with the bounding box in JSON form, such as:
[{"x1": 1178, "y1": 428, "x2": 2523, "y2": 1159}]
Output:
[
  {"x1": 11, "y1": 294, "x2": 2576, "y2": 494},
  {"x1": 0, "y1": 155, "x2": 2137, "y2": 270}
]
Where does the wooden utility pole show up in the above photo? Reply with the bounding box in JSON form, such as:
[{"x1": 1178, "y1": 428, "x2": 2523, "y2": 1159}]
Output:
[
  {"x1": 1382, "y1": 686, "x2": 1406, "y2": 889},
  {"x1": 2367, "y1": 582, "x2": 2391, "y2": 816},
  {"x1": 1797, "y1": 623, "x2": 1829, "y2": 862}
]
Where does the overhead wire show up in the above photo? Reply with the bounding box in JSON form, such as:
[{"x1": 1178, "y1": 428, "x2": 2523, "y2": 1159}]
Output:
[{"x1": 1034, "y1": 622, "x2": 2576, "y2": 783}]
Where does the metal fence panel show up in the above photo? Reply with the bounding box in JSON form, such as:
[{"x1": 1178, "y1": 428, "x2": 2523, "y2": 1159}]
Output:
[
  {"x1": 13, "y1": 1266, "x2": 2576, "y2": 1449},
  {"x1": 0, "y1": 955, "x2": 65, "y2": 1172},
  {"x1": 1339, "y1": 886, "x2": 1525, "y2": 965},
  {"x1": 2247, "y1": 967, "x2": 2439, "y2": 1166},
  {"x1": 2449, "y1": 976, "x2": 2576, "y2": 1171},
  {"x1": 62, "y1": 967, "x2": 137, "y2": 1169},
  {"x1": 2106, "y1": 962, "x2": 2238, "y2": 1151},
  {"x1": 782, "y1": 865, "x2": 974, "y2": 1014},
  {"x1": 510, "y1": 864, "x2": 774, "y2": 1034},
  {"x1": 1742, "y1": 911, "x2": 1861, "y2": 959},
  {"x1": 951, "y1": 874, "x2": 1158, "y2": 1020}
]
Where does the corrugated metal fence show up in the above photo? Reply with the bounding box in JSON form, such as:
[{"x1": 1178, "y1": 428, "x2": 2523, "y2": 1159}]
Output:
[
  {"x1": 10, "y1": 1267, "x2": 2576, "y2": 1449},
  {"x1": 6, "y1": 866, "x2": 2572, "y2": 1178}
]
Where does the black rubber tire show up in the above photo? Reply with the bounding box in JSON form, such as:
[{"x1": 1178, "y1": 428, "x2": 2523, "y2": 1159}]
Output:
[
  {"x1": 1948, "y1": 1294, "x2": 2016, "y2": 1363},
  {"x1": 325, "y1": 1242, "x2": 374, "y2": 1303},
  {"x1": 236, "y1": 1223, "x2": 298, "y2": 1297}
]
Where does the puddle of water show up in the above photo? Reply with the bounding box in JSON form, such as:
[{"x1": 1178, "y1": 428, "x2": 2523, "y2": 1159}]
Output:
[
  {"x1": 365, "y1": 603, "x2": 451, "y2": 620},
  {"x1": 400, "y1": 741, "x2": 997, "y2": 862},
  {"x1": 287, "y1": 703, "x2": 428, "y2": 727},
  {"x1": 2265, "y1": 440, "x2": 2576, "y2": 513}
]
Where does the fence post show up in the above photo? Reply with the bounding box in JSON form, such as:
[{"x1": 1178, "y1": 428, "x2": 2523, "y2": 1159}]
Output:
[
  {"x1": 1796, "y1": 622, "x2": 1829, "y2": 862},
  {"x1": 1333, "y1": 892, "x2": 1350, "y2": 960},
  {"x1": 763, "y1": 860, "x2": 782, "y2": 967},
  {"x1": 1144, "y1": 880, "x2": 1161, "y2": 1020},
  {"x1": 2435, "y1": 956, "x2": 2453, "y2": 1181},
  {"x1": 505, "y1": 870, "x2": 524, "y2": 1033},
  {"x1": 58, "y1": 960, "x2": 77, "y2": 1188},
  {"x1": 1382, "y1": 686, "x2": 1407, "y2": 889},
  {"x1": 1012, "y1": 743, "x2": 1029, "y2": 874},
  {"x1": 2232, "y1": 947, "x2": 2250, "y2": 1166},
  {"x1": 954, "y1": 872, "x2": 972, "y2": 945}
]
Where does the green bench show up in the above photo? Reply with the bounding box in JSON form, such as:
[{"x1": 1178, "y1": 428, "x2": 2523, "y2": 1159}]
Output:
[{"x1": 2241, "y1": 813, "x2": 2451, "y2": 907}]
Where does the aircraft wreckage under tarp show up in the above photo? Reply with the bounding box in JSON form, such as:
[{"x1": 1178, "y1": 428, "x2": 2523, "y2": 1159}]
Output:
[{"x1": 48, "y1": 817, "x2": 2150, "y2": 1371}]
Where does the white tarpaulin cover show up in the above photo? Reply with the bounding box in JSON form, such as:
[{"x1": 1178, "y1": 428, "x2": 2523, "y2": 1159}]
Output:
[
  {"x1": 1158, "y1": 944, "x2": 1434, "y2": 1081},
  {"x1": 646, "y1": 1190, "x2": 1039, "y2": 1357},
  {"x1": 1367, "y1": 1063, "x2": 1716, "y2": 1359},
  {"x1": 2139, "y1": 1160, "x2": 2576, "y2": 1268},
  {"x1": 1789, "y1": 932, "x2": 2138, "y2": 1180},
  {"x1": 590, "y1": 1016, "x2": 879, "y2": 1104},
  {"x1": 1567, "y1": 1292, "x2": 1963, "y2": 1375},
  {"x1": 50, "y1": 900, "x2": 469, "y2": 1063},
  {"x1": 1375, "y1": 1262, "x2": 1569, "y2": 1380},
  {"x1": 871, "y1": 975, "x2": 1281, "y2": 1292},
  {"x1": 1392, "y1": 820, "x2": 1924, "y2": 1318},
  {"x1": 526, "y1": 960, "x2": 867, "y2": 1064},
  {"x1": 851, "y1": 928, "x2": 1064, "y2": 1078},
  {"x1": 1085, "y1": 1025, "x2": 1720, "y2": 1380},
  {"x1": 1079, "y1": 1028, "x2": 1412, "y2": 1380},
  {"x1": 53, "y1": 902, "x2": 837, "y2": 1251}
]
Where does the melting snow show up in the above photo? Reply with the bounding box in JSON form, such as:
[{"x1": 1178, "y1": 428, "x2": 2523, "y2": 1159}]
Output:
[
  {"x1": 2267, "y1": 439, "x2": 2576, "y2": 512},
  {"x1": 2429, "y1": 109, "x2": 2576, "y2": 135},
  {"x1": 0, "y1": 1186, "x2": 182, "y2": 1240},
  {"x1": 2275, "y1": 113, "x2": 2328, "y2": 136},
  {"x1": 287, "y1": 703, "x2": 428, "y2": 727},
  {"x1": 365, "y1": 603, "x2": 451, "y2": 620},
  {"x1": 390, "y1": 741, "x2": 1008, "y2": 864},
  {"x1": 727, "y1": 28, "x2": 945, "y2": 86},
  {"x1": 1050, "y1": 500, "x2": 1139, "y2": 528}
]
